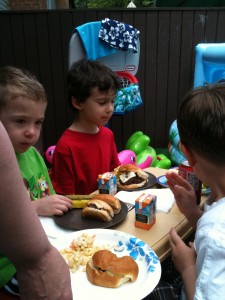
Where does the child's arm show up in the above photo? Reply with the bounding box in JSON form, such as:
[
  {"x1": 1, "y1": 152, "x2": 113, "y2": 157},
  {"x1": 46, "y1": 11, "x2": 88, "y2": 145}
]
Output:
[
  {"x1": 30, "y1": 148, "x2": 73, "y2": 216},
  {"x1": 166, "y1": 171, "x2": 203, "y2": 228},
  {"x1": 33, "y1": 194, "x2": 72, "y2": 216},
  {"x1": 169, "y1": 228, "x2": 196, "y2": 300}
]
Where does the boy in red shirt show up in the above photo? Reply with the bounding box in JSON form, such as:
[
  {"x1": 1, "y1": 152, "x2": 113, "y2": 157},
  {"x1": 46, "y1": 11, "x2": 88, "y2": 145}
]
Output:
[{"x1": 51, "y1": 59, "x2": 121, "y2": 195}]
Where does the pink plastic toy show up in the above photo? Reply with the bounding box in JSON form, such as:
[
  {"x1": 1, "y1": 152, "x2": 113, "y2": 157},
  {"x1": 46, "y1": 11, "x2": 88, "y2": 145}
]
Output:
[
  {"x1": 118, "y1": 150, "x2": 152, "y2": 169},
  {"x1": 45, "y1": 145, "x2": 56, "y2": 164}
]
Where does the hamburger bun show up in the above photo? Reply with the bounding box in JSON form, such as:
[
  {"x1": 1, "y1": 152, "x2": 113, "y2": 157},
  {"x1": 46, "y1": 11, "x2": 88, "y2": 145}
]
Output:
[
  {"x1": 86, "y1": 250, "x2": 139, "y2": 288},
  {"x1": 91, "y1": 194, "x2": 121, "y2": 214},
  {"x1": 115, "y1": 164, "x2": 149, "y2": 190},
  {"x1": 82, "y1": 199, "x2": 114, "y2": 222}
]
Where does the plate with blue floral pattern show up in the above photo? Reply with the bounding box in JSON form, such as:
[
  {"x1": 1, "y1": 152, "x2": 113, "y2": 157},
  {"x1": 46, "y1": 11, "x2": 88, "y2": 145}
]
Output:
[{"x1": 53, "y1": 228, "x2": 161, "y2": 300}]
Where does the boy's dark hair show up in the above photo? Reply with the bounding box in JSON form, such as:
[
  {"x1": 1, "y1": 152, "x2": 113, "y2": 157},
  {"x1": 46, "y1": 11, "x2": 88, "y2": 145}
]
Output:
[
  {"x1": 67, "y1": 59, "x2": 120, "y2": 111},
  {"x1": 177, "y1": 83, "x2": 225, "y2": 165}
]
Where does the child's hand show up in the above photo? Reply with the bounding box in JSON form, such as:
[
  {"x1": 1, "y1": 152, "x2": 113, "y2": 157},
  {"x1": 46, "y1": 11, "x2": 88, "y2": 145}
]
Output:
[
  {"x1": 166, "y1": 170, "x2": 197, "y2": 210},
  {"x1": 169, "y1": 228, "x2": 197, "y2": 299},
  {"x1": 33, "y1": 194, "x2": 72, "y2": 216},
  {"x1": 169, "y1": 228, "x2": 196, "y2": 275},
  {"x1": 166, "y1": 171, "x2": 203, "y2": 227}
]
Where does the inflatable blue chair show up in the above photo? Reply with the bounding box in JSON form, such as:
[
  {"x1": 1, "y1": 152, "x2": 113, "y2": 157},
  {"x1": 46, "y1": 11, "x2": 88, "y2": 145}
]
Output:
[
  {"x1": 169, "y1": 43, "x2": 225, "y2": 165},
  {"x1": 194, "y1": 43, "x2": 225, "y2": 87}
]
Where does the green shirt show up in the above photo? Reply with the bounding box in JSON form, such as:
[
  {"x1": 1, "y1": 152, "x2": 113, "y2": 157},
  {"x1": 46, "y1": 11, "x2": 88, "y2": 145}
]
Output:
[
  {"x1": 16, "y1": 146, "x2": 55, "y2": 199},
  {"x1": 0, "y1": 146, "x2": 55, "y2": 287}
]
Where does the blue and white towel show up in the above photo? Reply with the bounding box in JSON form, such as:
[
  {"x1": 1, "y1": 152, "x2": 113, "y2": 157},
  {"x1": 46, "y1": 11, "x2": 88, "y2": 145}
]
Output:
[
  {"x1": 76, "y1": 21, "x2": 117, "y2": 60},
  {"x1": 99, "y1": 18, "x2": 140, "y2": 53}
]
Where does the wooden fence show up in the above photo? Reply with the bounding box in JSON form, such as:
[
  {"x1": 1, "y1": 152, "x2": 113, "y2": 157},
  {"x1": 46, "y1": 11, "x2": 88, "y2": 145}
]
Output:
[{"x1": 1, "y1": 8, "x2": 225, "y2": 153}]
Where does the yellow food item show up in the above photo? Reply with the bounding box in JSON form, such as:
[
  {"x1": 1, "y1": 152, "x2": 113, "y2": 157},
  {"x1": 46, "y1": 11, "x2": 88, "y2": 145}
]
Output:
[
  {"x1": 67, "y1": 194, "x2": 92, "y2": 200},
  {"x1": 60, "y1": 233, "x2": 112, "y2": 273},
  {"x1": 66, "y1": 194, "x2": 92, "y2": 208},
  {"x1": 71, "y1": 200, "x2": 90, "y2": 208}
]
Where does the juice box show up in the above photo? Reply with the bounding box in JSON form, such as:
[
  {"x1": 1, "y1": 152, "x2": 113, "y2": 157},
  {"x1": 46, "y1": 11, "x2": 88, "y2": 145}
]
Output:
[
  {"x1": 135, "y1": 193, "x2": 157, "y2": 230},
  {"x1": 98, "y1": 172, "x2": 117, "y2": 195}
]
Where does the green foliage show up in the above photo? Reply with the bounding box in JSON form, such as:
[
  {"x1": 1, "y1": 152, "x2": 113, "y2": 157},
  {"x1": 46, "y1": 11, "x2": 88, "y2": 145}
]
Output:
[
  {"x1": 88, "y1": 0, "x2": 125, "y2": 8},
  {"x1": 74, "y1": 0, "x2": 88, "y2": 8},
  {"x1": 134, "y1": 0, "x2": 153, "y2": 6},
  {"x1": 73, "y1": 0, "x2": 153, "y2": 8}
]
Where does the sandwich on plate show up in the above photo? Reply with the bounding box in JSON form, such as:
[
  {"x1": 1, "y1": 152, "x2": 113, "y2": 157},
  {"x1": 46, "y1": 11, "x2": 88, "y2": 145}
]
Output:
[
  {"x1": 82, "y1": 199, "x2": 114, "y2": 222},
  {"x1": 86, "y1": 249, "x2": 139, "y2": 288},
  {"x1": 115, "y1": 164, "x2": 149, "y2": 190},
  {"x1": 91, "y1": 194, "x2": 121, "y2": 214}
]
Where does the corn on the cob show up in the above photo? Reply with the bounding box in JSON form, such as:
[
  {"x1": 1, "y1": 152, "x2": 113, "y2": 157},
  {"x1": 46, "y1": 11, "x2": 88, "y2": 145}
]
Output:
[
  {"x1": 67, "y1": 194, "x2": 92, "y2": 200},
  {"x1": 71, "y1": 200, "x2": 90, "y2": 208},
  {"x1": 66, "y1": 195, "x2": 92, "y2": 208}
]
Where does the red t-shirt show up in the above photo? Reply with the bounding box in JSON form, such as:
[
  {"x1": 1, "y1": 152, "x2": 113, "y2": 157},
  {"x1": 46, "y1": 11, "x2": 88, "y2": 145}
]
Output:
[{"x1": 51, "y1": 126, "x2": 120, "y2": 195}]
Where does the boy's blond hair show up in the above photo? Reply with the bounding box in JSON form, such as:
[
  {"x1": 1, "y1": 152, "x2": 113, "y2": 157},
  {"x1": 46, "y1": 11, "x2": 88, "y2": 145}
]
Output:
[{"x1": 0, "y1": 66, "x2": 47, "y2": 112}]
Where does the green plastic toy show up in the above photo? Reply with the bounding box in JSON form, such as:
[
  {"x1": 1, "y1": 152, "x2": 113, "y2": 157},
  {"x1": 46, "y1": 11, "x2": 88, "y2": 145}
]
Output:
[{"x1": 126, "y1": 131, "x2": 172, "y2": 169}]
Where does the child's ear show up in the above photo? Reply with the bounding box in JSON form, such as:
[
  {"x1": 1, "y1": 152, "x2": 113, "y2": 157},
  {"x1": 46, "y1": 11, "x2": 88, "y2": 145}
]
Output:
[
  {"x1": 181, "y1": 144, "x2": 196, "y2": 167},
  {"x1": 71, "y1": 96, "x2": 82, "y2": 110}
]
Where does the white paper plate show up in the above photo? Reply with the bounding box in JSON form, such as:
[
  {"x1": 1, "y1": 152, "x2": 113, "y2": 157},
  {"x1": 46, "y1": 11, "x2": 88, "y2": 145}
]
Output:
[{"x1": 53, "y1": 228, "x2": 161, "y2": 300}]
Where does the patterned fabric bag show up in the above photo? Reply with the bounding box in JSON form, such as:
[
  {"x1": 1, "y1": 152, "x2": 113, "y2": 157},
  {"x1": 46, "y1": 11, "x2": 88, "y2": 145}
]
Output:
[{"x1": 114, "y1": 71, "x2": 143, "y2": 115}]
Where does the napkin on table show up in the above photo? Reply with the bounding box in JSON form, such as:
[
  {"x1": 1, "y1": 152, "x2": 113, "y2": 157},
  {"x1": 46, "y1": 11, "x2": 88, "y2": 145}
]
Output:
[{"x1": 115, "y1": 188, "x2": 175, "y2": 213}]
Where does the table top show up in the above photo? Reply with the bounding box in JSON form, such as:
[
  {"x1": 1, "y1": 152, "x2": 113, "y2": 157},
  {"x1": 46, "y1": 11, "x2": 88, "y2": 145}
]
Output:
[
  {"x1": 112, "y1": 167, "x2": 194, "y2": 261},
  {"x1": 40, "y1": 167, "x2": 202, "y2": 263}
]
